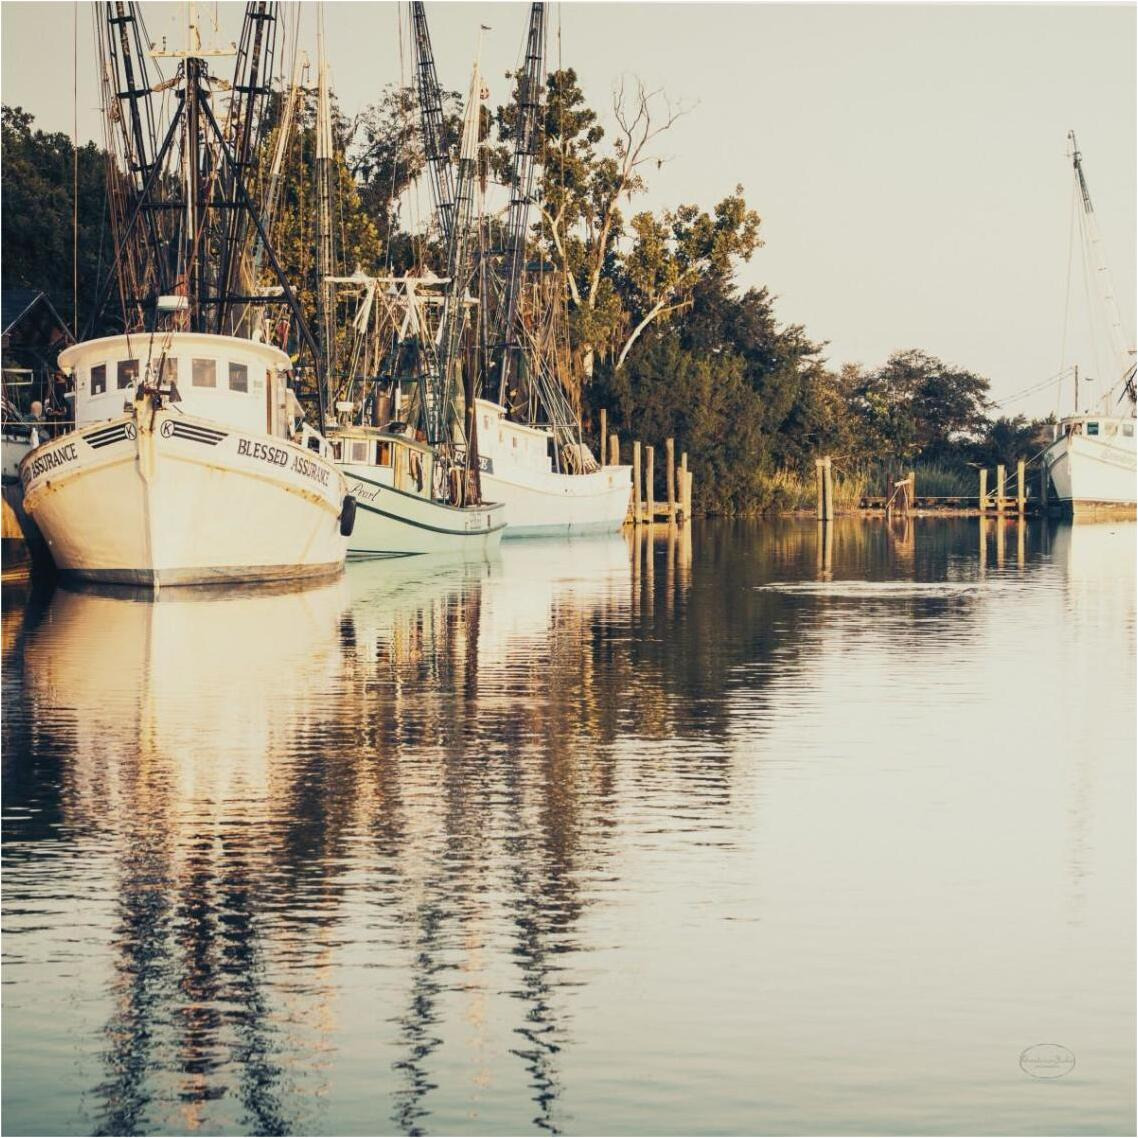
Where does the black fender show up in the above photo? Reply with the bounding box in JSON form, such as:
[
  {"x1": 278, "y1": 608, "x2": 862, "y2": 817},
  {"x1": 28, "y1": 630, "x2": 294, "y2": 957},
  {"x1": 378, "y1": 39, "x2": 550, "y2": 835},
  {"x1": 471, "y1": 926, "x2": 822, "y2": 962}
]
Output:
[{"x1": 339, "y1": 494, "x2": 357, "y2": 537}]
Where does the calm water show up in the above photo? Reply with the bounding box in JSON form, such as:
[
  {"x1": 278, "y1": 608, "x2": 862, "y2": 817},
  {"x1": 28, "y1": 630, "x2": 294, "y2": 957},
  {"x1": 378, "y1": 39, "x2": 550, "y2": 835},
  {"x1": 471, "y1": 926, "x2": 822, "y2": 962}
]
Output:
[{"x1": 2, "y1": 518, "x2": 1134, "y2": 1137}]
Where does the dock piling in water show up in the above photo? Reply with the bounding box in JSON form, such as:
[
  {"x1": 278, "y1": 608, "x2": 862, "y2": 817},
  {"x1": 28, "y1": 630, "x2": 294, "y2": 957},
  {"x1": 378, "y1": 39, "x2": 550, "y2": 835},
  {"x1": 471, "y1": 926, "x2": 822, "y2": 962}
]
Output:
[
  {"x1": 632, "y1": 441, "x2": 642, "y2": 525},
  {"x1": 666, "y1": 438, "x2": 676, "y2": 519},
  {"x1": 646, "y1": 445, "x2": 655, "y2": 525},
  {"x1": 996, "y1": 464, "x2": 1006, "y2": 515},
  {"x1": 821, "y1": 456, "x2": 834, "y2": 521}
]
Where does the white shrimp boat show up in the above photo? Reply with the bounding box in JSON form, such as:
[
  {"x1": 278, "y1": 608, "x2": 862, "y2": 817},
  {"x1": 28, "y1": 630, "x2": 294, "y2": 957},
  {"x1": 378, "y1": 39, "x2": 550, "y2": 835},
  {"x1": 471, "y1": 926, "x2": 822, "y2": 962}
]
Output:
[
  {"x1": 1040, "y1": 133, "x2": 1137, "y2": 516},
  {"x1": 1041, "y1": 413, "x2": 1136, "y2": 516},
  {"x1": 333, "y1": 425, "x2": 504, "y2": 557},
  {"x1": 20, "y1": 332, "x2": 353, "y2": 586},
  {"x1": 474, "y1": 400, "x2": 632, "y2": 536}
]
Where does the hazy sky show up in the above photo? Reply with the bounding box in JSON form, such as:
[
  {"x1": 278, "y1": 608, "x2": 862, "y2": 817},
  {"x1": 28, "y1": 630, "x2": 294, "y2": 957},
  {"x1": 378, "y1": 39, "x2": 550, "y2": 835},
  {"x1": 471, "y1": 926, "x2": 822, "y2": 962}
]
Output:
[{"x1": 2, "y1": 1, "x2": 1135, "y2": 417}]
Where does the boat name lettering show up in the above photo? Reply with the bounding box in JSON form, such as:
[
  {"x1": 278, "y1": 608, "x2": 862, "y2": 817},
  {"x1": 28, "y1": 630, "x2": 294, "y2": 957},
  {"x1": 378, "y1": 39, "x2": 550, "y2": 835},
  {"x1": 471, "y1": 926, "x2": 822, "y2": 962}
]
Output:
[
  {"x1": 23, "y1": 443, "x2": 79, "y2": 483},
  {"x1": 348, "y1": 482, "x2": 379, "y2": 502},
  {"x1": 291, "y1": 454, "x2": 330, "y2": 486},
  {"x1": 237, "y1": 438, "x2": 289, "y2": 467}
]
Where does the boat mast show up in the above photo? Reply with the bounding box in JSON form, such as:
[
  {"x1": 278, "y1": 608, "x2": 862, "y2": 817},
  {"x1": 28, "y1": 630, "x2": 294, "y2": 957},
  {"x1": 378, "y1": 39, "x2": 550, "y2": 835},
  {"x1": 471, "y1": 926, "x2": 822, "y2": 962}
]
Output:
[
  {"x1": 1068, "y1": 130, "x2": 1133, "y2": 406},
  {"x1": 85, "y1": 1, "x2": 328, "y2": 430},
  {"x1": 215, "y1": 1, "x2": 278, "y2": 336},
  {"x1": 426, "y1": 55, "x2": 483, "y2": 448},
  {"x1": 492, "y1": 2, "x2": 545, "y2": 407},
  {"x1": 410, "y1": 1, "x2": 457, "y2": 248},
  {"x1": 315, "y1": 4, "x2": 338, "y2": 410},
  {"x1": 96, "y1": 2, "x2": 169, "y2": 329}
]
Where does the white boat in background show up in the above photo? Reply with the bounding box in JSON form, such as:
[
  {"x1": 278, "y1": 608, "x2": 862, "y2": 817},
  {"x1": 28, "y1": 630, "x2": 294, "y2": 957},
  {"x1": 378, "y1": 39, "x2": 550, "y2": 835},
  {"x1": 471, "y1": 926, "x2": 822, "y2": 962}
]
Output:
[
  {"x1": 1041, "y1": 132, "x2": 1136, "y2": 516},
  {"x1": 21, "y1": 332, "x2": 352, "y2": 586},
  {"x1": 475, "y1": 399, "x2": 631, "y2": 536},
  {"x1": 333, "y1": 424, "x2": 504, "y2": 557},
  {"x1": 1042, "y1": 413, "x2": 1136, "y2": 515}
]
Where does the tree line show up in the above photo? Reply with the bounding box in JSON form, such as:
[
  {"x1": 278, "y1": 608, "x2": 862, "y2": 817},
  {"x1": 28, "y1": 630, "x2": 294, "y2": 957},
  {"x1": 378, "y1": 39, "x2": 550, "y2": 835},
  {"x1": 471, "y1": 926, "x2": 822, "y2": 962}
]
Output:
[{"x1": 1, "y1": 75, "x2": 1052, "y2": 512}]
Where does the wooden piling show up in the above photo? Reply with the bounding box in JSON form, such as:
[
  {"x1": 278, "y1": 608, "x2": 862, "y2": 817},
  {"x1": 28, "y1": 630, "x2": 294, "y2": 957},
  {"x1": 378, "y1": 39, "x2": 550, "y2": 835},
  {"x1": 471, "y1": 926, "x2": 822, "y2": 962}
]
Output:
[
  {"x1": 684, "y1": 468, "x2": 693, "y2": 523},
  {"x1": 979, "y1": 468, "x2": 988, "y2": 513},
  {"x1": 646, "y1": 445, "x2": 655, "y2": 525},
  {"x1": 909, "y1": 470, "x2": 916, "y2": 504},
  {"x1": 609, "y1": 432, "x2": 619, "y2": 467},
  {"x1": 680, "y1": 452, "x2": 688, "y2": 522},
  {"x1": 599, "y1": 408, "x2": 607, "y2": 466},
  {"x1": 1016, "y1": 458, "x2": 1026, "y2": 516},
  {"x1": 821, "y1": 455, "x2": 834, "y2": 521},
  {"x1": 665, "y1": 437, "x2": 676, "y2": 520},
  {"x1": 996, "y1": 463, "x2": 1006, "y2": 515},
  {"x1": 632, "y1": 441, "x2": 642, "y2": 525}
]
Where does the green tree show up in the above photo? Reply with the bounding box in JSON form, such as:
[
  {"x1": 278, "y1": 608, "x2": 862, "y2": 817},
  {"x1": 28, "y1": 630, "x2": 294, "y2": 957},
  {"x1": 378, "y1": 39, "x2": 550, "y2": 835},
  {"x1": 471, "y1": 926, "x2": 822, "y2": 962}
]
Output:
[{"x1": 1, "y1": 106, "x2": 110, "y2": 334}]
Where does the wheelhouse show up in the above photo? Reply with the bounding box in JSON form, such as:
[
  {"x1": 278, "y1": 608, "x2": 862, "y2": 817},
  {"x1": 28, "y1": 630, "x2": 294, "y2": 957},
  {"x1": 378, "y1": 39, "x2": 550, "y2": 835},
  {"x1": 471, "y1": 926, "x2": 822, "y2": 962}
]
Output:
[
  {"x1": 58, "y1": 332, "x2": 298, "y2": 438},
  {"x1": 332, "y1": 426, "x2": 436, "y2": 498}
]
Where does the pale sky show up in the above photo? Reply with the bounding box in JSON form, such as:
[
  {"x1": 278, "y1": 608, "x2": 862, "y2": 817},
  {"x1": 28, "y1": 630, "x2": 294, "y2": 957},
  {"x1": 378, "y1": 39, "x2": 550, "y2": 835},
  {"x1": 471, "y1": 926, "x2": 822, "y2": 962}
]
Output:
[{"x1": 2, "y1": 1, "x2": 1135, "y2": 418}]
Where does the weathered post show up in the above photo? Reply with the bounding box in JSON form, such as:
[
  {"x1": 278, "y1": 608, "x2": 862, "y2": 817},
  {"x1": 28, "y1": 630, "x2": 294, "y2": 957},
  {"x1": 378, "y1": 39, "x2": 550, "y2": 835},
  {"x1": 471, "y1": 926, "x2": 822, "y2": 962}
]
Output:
[
  {"x1": 599, "y1": 408, "x2": 607, "y2": 466},
  {"x1": 632, "y1": 441, "x2": 642, "y2": 525},
  {"x1": 684, "y1": 468, "x2": 693, "y2": 523},
  {"x1": 680, "y1": 452, "x2": 689, "y2": 523},
  {"x1": 1016, "y1": 458, "x2": 1026, "y2": 516},
  {"x1": 822, "y1": 455, "x2": 834, "y2": 521},
  {"x1": 979, "y1": 468, "x2": 988, "y2": 514},
  {"x1": 908, "y1": 470, "x2": 916, "y2": 510},
  {"x1": 646, "y1": 445, "x2": 655, "y2": 524},
  {"x1": 666, "y1": 437, "x2": 676, "y2": 520},
  {"x1": 609, "y1": 433, "x2": 619, "y2": 467},
  {"x1": 996, "y1": 463, "x2": 1006, "y2": 515}
]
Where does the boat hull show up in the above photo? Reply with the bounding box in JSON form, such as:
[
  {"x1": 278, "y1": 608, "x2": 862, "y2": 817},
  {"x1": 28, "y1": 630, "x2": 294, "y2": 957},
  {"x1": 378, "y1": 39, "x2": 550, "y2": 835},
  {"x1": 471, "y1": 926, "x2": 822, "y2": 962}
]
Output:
[
  {"x1": 1043, "y1": 429, "x2": 1136, "y2": 516},
  {"x1": 480, "y1": 466, "x2": 632, "y2": 537},
  {"x1": 20, "y1": 409, "x2": 350, "y2": 586},
  {"x1": 341, "y1": 468, "x2": 506, "y2": 557}
]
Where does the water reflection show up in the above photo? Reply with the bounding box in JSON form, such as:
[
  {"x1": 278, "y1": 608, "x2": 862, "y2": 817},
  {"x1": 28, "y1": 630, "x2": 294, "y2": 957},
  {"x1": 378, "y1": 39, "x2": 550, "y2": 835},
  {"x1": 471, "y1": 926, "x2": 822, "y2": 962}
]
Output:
[{"x1": 3, "y1": 520, "x2": 1134, "y2": 1136}]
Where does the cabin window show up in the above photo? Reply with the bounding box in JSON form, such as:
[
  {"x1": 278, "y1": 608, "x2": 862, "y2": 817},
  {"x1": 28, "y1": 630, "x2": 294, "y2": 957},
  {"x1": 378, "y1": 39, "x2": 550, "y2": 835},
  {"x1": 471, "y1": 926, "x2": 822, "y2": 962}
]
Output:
[
  {"x1": 1104, "y1": 422, "x2": 1118, "y2": 436},
  {"x1": 90, "y1": 364, "x2": 106, "y2": 396},
  {"x1": 350, "y1": 440, "x2": 370, "y2": 464},
  {"x1": 376, "y1": 441, "x2": 392, "y2": 466},
  {"x1": 1086, "y1": 421, "x2": 1099, "y2": 436},
  {"x1": 155, "y1": 357, "x2": 178, "y2": 386},
  {"x1": 117, "y1": 359, "x2": 139, "y2": 389},
  {"x1": 228, "y1": 362, "x2": 249, "y2": 393},
  {"x1": 192, "y1": 358, "x2": 217, "y2": 388},
  {"x1": 1124, "y1": 423, "x2": 1134, "y2": 437},
  {"x1": 331, "y1": 440, "x2": 343, "y2": 461}
]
